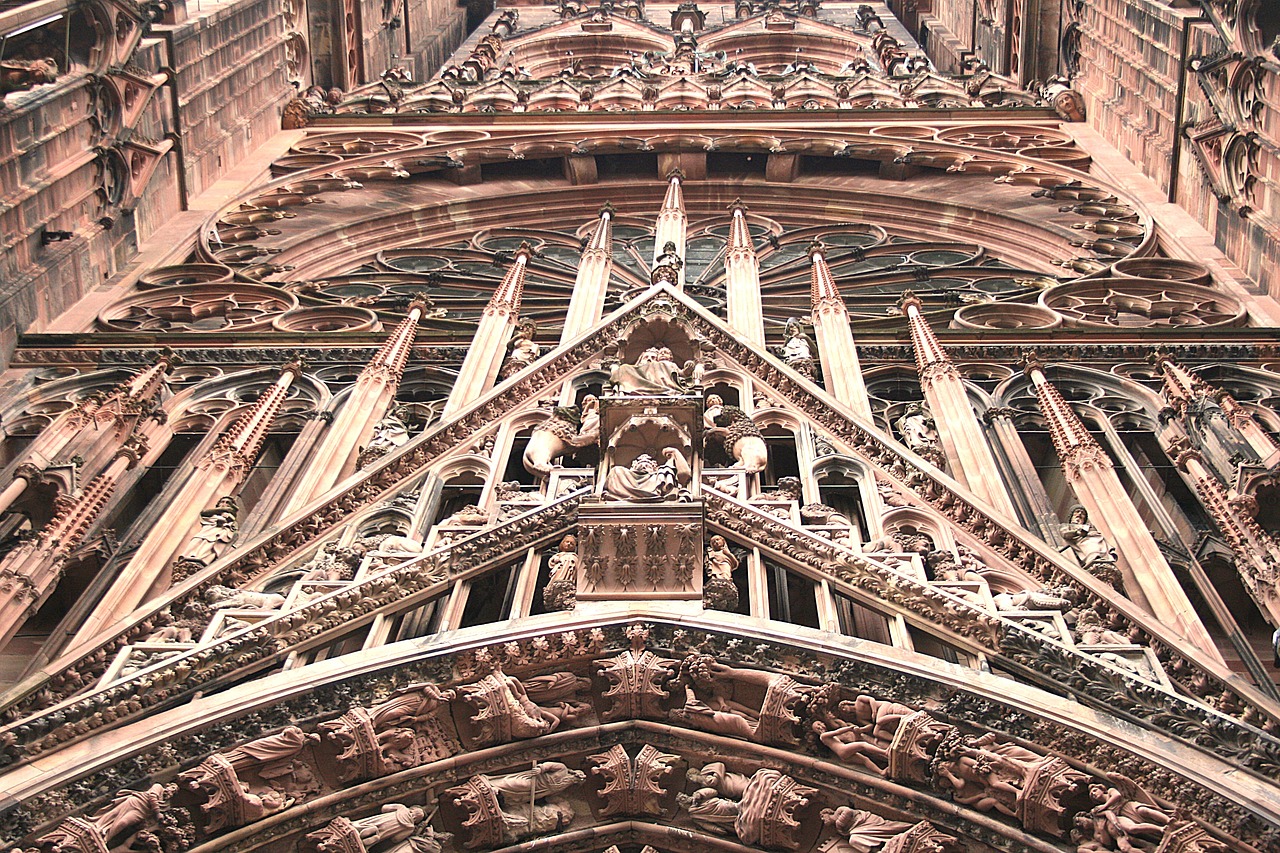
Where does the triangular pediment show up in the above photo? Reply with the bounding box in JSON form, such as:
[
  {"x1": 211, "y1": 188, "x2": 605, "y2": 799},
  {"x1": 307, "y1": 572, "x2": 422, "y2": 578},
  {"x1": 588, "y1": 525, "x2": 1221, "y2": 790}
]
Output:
[{"x1": 2, "y1": 284, "x2": 1276, "y2": 771}]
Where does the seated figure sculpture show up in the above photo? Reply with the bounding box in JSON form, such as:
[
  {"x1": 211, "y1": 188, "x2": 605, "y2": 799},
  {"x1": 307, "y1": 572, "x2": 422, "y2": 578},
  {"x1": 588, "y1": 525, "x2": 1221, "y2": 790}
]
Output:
[
  {"x1": 609, "y1": 346, "x2": 694, "y2": 395},
  {"x1": 602, "y1": 447, "x2": 691, "y2": 501}
]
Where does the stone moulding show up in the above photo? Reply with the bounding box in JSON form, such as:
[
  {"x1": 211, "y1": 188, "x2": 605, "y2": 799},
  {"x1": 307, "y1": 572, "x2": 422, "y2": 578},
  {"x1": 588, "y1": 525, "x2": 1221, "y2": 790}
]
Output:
[{"x1": 1, "y1": 621, "x2": 1274, "y2": 850}]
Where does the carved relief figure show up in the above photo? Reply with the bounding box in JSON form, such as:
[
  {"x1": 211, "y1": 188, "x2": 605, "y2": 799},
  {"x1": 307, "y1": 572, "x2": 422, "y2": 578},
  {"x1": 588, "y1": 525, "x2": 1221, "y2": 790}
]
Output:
[
  {"x1": 362, "y1": 408, "x2": 412, "y2": 465},
  {"x1": 1072, "y1": 777, "x2": 1172, "y2": 853},
  {"x1": 821, "y1": 806, "x2": 914, "y2": 853},
  {"x1": 0, "y1": 57, "x2": 57, "y2": 96},
  {"x1": 810, "y1": 691, "x2": 915, "y2": 774},
  {"x1": 602, "y1": 447, "x2": 691, "y2": 501},
  {"x1": 458, "y1": 669, "x2": 590, "y2": 744},
  {"x1": 447, "y1": 762, "x2": 584, "y2": 847},
  {"x1": 500, "y1": 318, "x2": 540, "y2": 379},
  {"x1": 673, "y1": 654, "x2": 810, "y2": 744},
  {"x1": 704, "y1": 534, "x2": 740, "y2": 611},
  {"x1": 779, "y1": 318, "x2": 816, "y2": 378}
]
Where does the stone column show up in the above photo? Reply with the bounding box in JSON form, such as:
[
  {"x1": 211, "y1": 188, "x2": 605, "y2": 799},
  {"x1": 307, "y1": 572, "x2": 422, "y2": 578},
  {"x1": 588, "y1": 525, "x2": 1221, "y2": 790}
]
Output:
[
  {"x1": 0, "y1": 437, "x2": 146, "y2": 645},
  {"x1": 898, "y1": 292, "x2": 1017, "y2": 517},
  {"x1": 1024, "y1": 355, "x2": 1218, "y2": 657},
  {"x1": 808, "y1": 242, "x2": 872, "y2": 420},
  {"x1": 0, "y1": 355, "x2": 174, "y2": 516},
  {"x1": 1170, "y1": 437, "x2": 1280, "y2": 626},
  {"x1": 724, "y1": 200, "x2": 764, "y2": 346},
  {"x1": 561, "y1": 205, "x2": 614, "y2": 343},
  {"x1": 282, "y1": 303, "x2": 424, "y2": 515},
  {"x1": 652, "y1": 170, "x2": 687, "y2": 288},
  {"x1": 73, "y1": 362, "x2": 304, "y2": 644},
  {"x1": 444, "y1": 244, "x2": 532, "y2": 417},
  {"x1": 983, "y1": 407, "x2": 1061, "y2": 542}
]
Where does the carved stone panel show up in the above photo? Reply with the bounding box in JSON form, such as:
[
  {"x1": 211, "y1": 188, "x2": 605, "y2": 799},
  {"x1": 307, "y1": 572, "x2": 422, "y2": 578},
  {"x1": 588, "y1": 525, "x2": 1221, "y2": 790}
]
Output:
[{"x1": 577, "y1": 502, "x2": 703, "y2": 601}]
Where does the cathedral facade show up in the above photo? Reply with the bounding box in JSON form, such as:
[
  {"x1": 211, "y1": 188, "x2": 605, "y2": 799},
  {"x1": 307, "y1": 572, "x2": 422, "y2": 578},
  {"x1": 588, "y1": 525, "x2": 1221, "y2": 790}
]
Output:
[{"x1": 0, "y1": 2, "x2": 1279, "y2": 853}]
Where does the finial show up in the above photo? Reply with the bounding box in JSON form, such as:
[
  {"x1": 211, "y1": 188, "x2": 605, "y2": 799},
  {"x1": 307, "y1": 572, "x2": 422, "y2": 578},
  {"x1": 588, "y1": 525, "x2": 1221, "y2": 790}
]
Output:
[
  {"x1": 598, "y1": 201, "x2": 616, "y2": 216},
  {"x1": 807, "y1": 239, "x2": 826, "y2": 258},
  {"x1": 666, "y1": 167, "x2": 685, "y2": 181},
  {"x1": 728, "y1": 198, "x2": 748, "y2": 212},
  {"x1": 1018, "y1": 349, "x2": 1043, "y2": 375}
]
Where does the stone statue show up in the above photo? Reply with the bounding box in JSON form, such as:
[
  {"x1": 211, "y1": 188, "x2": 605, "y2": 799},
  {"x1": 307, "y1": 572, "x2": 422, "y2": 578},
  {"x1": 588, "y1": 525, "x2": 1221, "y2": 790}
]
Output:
[
  {"x1": 651, "y1": 241, "x2": 684, "y2": 284},
  {"x1": 351, "y1": 803, "x2": 426, "y2": 847},
  {"x1": 810, "y1": 692, "x2": 915, "y2": 774},
  {"x1": 500, "y1": 318, "x2": 540, "y2": 379},
  {"x1": 674, "y1": 654, "x2": 811, "y2": 744},
  {"x1": 704, "y1": 534, "x2": 740, "y2": 611},
  {"x1": 360, "y1": 408, "x2": 412, "y2": 466},
  {"x1": 523, "y1": 404, "x2": 596, "y2": 478},
  {"x1": 1075, "y1": 608, "x2": 1132, "y2": 645},
  {"x1": 1059, "y1": 506, "x2": 1119, "y2": 578},
  {"x1": 706, "y1": 406, "x2": 767, "y2": 472},
  {"x1": 543, "y1": 534, "x2": 578, "y2": 611},
  {"x1": 895, "y1": 403, "x2": 943, "y2": 465},
  {"x1": 179, "y1": 496, "x2": 239, "y2": 567},
  {"x1": 447, "y1": 762, "x2": 583, "y2": 846},
  {"x1": 366, "y1": 533, "x2": 428, "y2": 573},
  {"x1": 679, "y1": 762, "x2": 817, "y2": 849},
  {"x1": 779, "y1": 318, "x2": 816, "y2": 378},
  {"x1": 86, "y1": 783, "x2": 171, "y2": 847},
  {"x1": 0, "y1": 57, "x2": 57, "y2": 97},
  {"x1": 368, "y1": 682, "x2": 456, "y2": 730},
  {"x1": 608, "y1": 346, "x2": 693, "y2": 395},
  {"x1": 205, "y1": 585, "x2": 286, "y2": 612},
  {"x1": 992, "y1": 585, "x2": 1077, "y2": 612},
  {"x1": 458, "y1": 669, "x2": 590, "y2": 744},
  {"x1": 602, "y1": 447, "x2": 691, "y2": 501}
]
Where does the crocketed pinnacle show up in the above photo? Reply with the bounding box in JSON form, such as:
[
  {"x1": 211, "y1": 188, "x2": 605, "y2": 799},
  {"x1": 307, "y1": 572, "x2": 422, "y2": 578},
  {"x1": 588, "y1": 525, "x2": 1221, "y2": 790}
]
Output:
[
  {"x1": 898, "y1": 289, "x2": 949, "y2": 370},
  {"x1": 660, "y1": 170, "x2": 685, "y2": 214},
  {"x1": 727, "y1": 201, "x2": 753, "y2": 255},
  {"x1": 1022, "y1": 351, "x2": 1100, "y2": 453},
  {"x1": 808, "y1": 242, "x2": 842, "y2": 309},
  {"x1": 586, "y1": 204, "x2": 614, "y2": 252},
  {"x1": 208, "y1": 361, "x2": 303, "y2": 469},
  {"x1": 488, "y1": 243, "x2": 533, "y2": 312},
  {"x1": 367, "y1": 301, "x2": 425, "y2": 381}
]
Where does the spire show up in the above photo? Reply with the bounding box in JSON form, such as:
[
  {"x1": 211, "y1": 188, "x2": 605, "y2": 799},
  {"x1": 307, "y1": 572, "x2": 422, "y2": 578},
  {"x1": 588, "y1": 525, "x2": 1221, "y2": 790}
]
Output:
[
  {"x1": 659, "y1": 169, "x2": 684, "y2": 215},
  {"x1": 808, "y1": 241, "x2": 842, "y2": 311},
  {"x1": 561, "y1": 205, "x2": 615, "y2": 343},
  {"x1": 723, "y1": 199, "x2": 764, "y2": 345},
  {"x1": 487, "y1": 243, "x2": 533, "y2": 315},
  {"x1": 898, "y1": 290, "x2": 949, "y2": 373},
  {"x1": 201, "y1": 361, "x2": 304, "y2": 477},
  {"x1": 1022, "y1": 351, "x2": 1101, "y2": 460}
]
